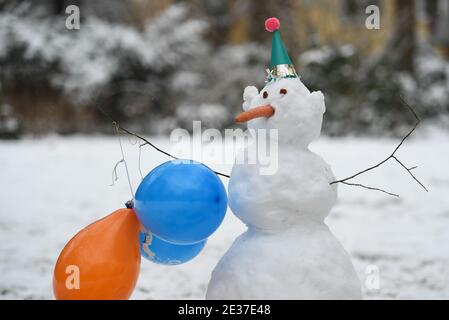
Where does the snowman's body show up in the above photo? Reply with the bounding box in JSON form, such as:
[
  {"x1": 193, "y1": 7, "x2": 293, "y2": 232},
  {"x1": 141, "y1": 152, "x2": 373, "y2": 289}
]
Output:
[
  {"x1": 206, "y1": 225, "x2": 361, "y2": 299},
  {"x1": 206, "y1": 78, "x2": 361, "y2": 299}
]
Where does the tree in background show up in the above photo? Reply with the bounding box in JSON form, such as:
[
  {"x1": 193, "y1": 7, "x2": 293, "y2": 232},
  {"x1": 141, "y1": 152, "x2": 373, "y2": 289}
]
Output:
[
  {"x1": 384, "y1": 0, "x2": 416, "y2": 74},
  {"x1": 0, "y1": 2, "x2": 208, "y2": 134}
]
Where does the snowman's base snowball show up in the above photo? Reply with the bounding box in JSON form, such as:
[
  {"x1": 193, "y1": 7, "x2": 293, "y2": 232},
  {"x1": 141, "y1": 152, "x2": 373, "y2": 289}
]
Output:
[{"x1": 206, "y1": 224, "x2": 361, "y2": 300}]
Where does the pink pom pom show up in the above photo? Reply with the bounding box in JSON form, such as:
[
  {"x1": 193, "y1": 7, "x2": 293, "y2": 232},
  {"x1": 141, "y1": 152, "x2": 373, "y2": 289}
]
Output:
[{"x1": 265, "y1": 17, "x2": 280, "y2": 32}]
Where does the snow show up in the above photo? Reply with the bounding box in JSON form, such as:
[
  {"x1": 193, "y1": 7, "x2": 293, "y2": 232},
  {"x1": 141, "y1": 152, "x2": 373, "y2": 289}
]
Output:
[{"x1": 0, "y1": 130, "x2": 448, "y2": 299}]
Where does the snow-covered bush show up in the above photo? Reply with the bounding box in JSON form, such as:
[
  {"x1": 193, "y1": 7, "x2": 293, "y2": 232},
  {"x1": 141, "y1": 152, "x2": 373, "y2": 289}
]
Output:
[
  {"x1": 0, "y1": 3, "x2": 208, "y2": 132},
  {"x1": 299, "y1": 45, "x2": 449, "y2": 136},
  {"x1": 0, "y1": 103, "x2": 22, "y2": 139},
  {"x1": 0, "y1": 2, "x2": 270, "y2": 134},
  {"x1": 414, "y1": 51, "x2": 449, "y2": 117},
  {"x1": 176, "y1": 103, "x2": 229, "y2": 129},
  {"x1": 1, "y1": 3, "x2": 207, "y2": 98},
  {"x1": 1, "y1": 2, "x2": 447, "y2": 136},
  {"x1": 172, "y1": 43, "x2": 268, "y2": 130}
]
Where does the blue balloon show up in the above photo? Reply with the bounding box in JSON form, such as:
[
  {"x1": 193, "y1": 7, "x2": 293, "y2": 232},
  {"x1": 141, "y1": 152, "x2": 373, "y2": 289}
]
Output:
[
  {"x1": 135, "y1": 160, "x2": 227, "y2": 244},
  {"x1": 139, "y1": 230, "x2": 206, "y2": 265}
]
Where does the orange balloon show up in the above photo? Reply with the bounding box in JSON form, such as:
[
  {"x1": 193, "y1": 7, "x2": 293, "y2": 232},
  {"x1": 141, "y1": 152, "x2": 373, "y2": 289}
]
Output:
[{"x1": 53, "y1": 208, "x2": 141, "y2": 300}]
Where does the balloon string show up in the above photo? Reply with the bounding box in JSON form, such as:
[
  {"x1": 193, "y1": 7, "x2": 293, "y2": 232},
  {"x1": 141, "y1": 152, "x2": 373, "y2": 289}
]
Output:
[
  {"x1": 113, "y1": 122, "x2": 135, "y2": 200},
  {"x1": 138, "y1": 143, "x2": 145, "y2": 181}
]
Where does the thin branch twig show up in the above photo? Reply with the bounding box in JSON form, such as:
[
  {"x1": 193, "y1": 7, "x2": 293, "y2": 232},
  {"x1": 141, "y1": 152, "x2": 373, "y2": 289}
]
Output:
[
  {"x1": 330, "y1": 95, "x2": 428, "y2": 197},
  {"x1": 125, "y1": 128, "x2": 231, "y2": 178},
  {"x1": 392, "y1": 156, "x2": 428, "y2": 192},
  {"x1": 96, "y1": 105, "x2": 230, "y2": 178},
  {"x1": 340, "y1": 181, "x2": 399, "y2": 197},
  {"x1": 118, "y1": 126, "x2": 179, "y2": 161}
]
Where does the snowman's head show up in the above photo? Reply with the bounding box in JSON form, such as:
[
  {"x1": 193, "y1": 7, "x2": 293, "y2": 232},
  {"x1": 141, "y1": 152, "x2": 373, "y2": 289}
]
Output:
[{"x1": 236, "y1": 78, "x2": 326, "y2": 147}]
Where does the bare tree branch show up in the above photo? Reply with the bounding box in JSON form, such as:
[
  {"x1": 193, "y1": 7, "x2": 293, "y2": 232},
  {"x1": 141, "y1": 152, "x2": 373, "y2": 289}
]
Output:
[
  {"x1": 117, "y1": 126, "x2": 179, "y2": 161},
  {"x1": 119, "y1": 125, "x2": 231, "y2": 178},
  {"x1": 96, "y1": 104, "x2": 230, "y2": 178},
  {"x1": 340, "y1": 181, "x2": 399, "y2": 197},
  {"x1": 392, "y1": 156, "x2": 428, "y2": 192},
  {"x1": 331, "y1": 96, "x2": 428, "y2": 197}
]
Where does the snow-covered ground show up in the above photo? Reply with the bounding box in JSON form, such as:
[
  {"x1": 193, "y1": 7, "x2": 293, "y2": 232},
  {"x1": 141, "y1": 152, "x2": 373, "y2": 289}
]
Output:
[{"x1": 0, "y1": 131, "x2": 448, "y2": 300}]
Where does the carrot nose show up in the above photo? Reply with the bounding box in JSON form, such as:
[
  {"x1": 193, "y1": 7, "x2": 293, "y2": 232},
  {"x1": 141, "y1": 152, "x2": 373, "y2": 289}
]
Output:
[{"x1": 235, "y1": 105, "x2": 275, "y2": 123}]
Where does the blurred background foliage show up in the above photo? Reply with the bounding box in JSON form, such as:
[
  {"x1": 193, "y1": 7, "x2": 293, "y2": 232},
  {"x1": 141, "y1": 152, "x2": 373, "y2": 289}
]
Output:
[{"x1": 0, "y1": 0, "x2": 448, "y2": 138}]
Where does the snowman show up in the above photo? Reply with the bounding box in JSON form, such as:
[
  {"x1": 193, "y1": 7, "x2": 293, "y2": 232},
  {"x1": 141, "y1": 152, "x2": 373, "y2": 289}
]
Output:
[{"x1": 206, "y1": 18, "x2": 361, "y2": 299}]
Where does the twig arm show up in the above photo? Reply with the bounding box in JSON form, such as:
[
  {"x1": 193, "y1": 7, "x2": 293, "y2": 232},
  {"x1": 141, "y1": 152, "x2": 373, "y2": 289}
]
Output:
[
  {"x1": 330, "y1": 96, "x2": 428, "y2": 197},
  {"x1": 96, "y1": 105, "x2": 230, "y2": 178}
]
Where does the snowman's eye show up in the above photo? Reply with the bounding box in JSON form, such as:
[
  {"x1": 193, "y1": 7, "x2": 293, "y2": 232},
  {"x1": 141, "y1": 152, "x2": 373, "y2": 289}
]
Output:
[
  {"x1": 262, "y1": 91, "x2": 268, "y2": 99},
  {"x1": 280, "y1": 88, "x2": 287, "y2": 95}
]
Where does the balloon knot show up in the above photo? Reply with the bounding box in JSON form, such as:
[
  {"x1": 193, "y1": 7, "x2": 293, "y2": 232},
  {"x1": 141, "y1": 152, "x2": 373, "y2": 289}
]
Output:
[{"x1": 125, "y1": 200, "x2": 134, "y2": 209}]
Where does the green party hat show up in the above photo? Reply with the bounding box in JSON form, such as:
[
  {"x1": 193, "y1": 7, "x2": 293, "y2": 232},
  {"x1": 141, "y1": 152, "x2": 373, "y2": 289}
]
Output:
[{"x1": 265, "y1": 17, "x2": 297, "y2": 82}]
